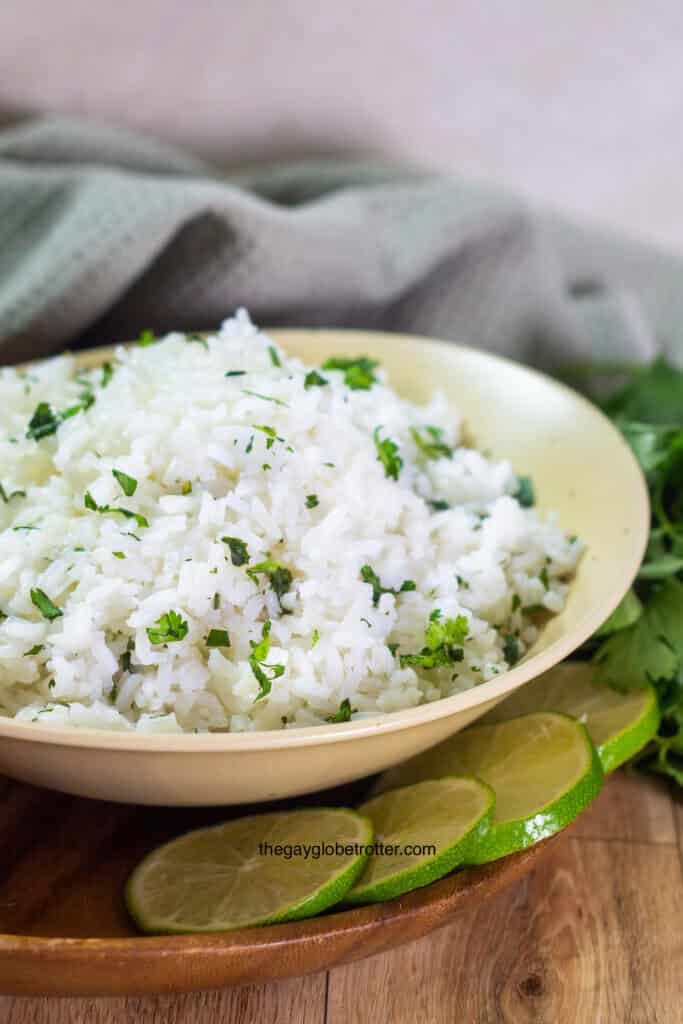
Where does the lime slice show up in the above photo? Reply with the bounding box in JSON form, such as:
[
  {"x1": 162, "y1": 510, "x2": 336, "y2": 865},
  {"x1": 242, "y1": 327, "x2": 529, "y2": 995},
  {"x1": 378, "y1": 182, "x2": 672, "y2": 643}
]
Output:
[
  {"x1": 345, "y1": 777, "x2": 494, "y2": 905},
  {"x1": 126, "y1": 807, "x2": 373, "y2": 934},
  {"x1": 483, "y1": 662, "x2": 660, "y2": 773},
  {"x1": 373, "y1": 712, "x2": 603, "y2": 864}
]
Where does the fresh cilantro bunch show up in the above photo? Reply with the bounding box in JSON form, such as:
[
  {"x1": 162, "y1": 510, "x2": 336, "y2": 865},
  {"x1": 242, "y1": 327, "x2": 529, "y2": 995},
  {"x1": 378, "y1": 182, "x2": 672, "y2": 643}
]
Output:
[{"x1": 571, "y1": 357, "x2": 683, "y2": 785}]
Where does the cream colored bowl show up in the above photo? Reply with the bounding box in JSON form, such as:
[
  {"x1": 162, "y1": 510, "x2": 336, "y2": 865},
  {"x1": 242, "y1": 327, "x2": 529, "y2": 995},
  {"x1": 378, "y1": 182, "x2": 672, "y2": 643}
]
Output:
[{"x1": 0, "y1": 329, "x2": 649, "y2": 806}]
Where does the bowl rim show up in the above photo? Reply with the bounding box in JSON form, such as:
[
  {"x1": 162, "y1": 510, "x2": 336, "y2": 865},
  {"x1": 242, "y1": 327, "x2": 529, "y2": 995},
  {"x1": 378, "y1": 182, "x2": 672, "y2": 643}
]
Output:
[{"x1": 0, "y1": 327, "x2": 649, "y2": 753}]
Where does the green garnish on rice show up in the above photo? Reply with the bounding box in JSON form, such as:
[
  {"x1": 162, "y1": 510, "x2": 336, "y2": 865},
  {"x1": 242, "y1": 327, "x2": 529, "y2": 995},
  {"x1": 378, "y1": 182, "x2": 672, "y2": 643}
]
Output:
[
  {"x1": 30, "y1": 588, "x2": 63, "y2": 621},
  {"x1": 222, "y1": 536, "x2": 250, "y2": 566},
  {"x1": 373, "y1": 428, "x2": 402, "y2": 480},
  {"x1": 84, "y1": 491, "x2": 149, "y2": 529},
  {"x1": 206, "y1": 628, "x2": 231, "y2": 648},
  {"x1": 146, "y1": 611, "x2": 189, "y2": 645},
  {"x1": 410, "y1": 425, "x2": 453, "y2": 460},
  {"x1": 0, "y1": 483, "x2": 26, "y2": 503},
  {"x1": 249, "y1": 620, "x2": 285, "y2": 701},
  {"x1": 321, "y1": 355, "x2": 379, "y2": 390},
  {"x1": 400, "y1": 611, "x2": 469, "y2": 670},
  {"x1": 327, "y1": 698, "x2": 353, "y2": 723},
  {"x1": 304, "y1": 370, "x2": 328, "y2": 389},
  {"x1": 360, "y1": 565, "x2": 416, "y2": 607},
  {"x1": 247, "y1": 560, "x2": 293, "y2": 608},
  {"x1": 112, "y1": 469, "x2": 138, "y2": 497}
]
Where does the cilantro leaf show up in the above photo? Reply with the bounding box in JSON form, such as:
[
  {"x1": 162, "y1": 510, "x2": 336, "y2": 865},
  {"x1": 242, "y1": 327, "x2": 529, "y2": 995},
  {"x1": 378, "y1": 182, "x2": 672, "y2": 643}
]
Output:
[
  {"x1": 206, "y1": 628, "x2": 231, "y2": 648},
  {"x1": 84, "y1": 492, "x2": 149, "y2": 529},
  {"x1": 321, "y1": 356, "x2": 379, "y2": 390},
  {"x1": 327, "y1": 698, "x2": 353, "y2": 723},
  {"x1": 304, "y1": 370, "x2": 328, "y2": 390},
  {"x1": 373, "y1": 427, "x2": 402, "y2": 481},
  {"x1": 26, "y1": 403, "x2": 60, "y2": 440},
  {"x1": 222, "y1": 536, "x2": 250, "y2": 566},
  {"x1": 360, "y1": 565, "x2": 416, "y2": 607},
  {"x1": 247, "y1": 560, "x2": 294, "y2": 609},
  {"x1": 146, "y1": 610, "x2": 189, "y2": 645},
  {"x1": 410, "y1": 425, "x2": 453, "y2": 460},
  {"x1": 400, "y1": 612, "x2": 469, "y2": 670},
  {"x1": 248, "y1": 620, "x2": 285, "y2": 701},
  {"x1": 0, "y1": 483, "x2": 26, "y2": 503},
  {"x1": 112, "y1": 469, "x2": 138, "y2": 497},
  {"x1": 30, "y1": 588, "x2": 63, "y2": 621},
  {"x1": 305, "y1": 494, "x2": 319, "y2": 509},
  {"x1": 514, "y1": 476, "x2": 535, "y2": 508},
  {"x1": 137, "y1": 328, "x2": 158, "y2": 347}
]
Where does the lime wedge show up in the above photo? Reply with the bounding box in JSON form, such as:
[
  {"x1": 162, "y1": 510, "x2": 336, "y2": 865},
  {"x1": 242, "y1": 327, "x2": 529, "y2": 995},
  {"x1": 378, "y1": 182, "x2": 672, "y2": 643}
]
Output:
[
  {"x1": 483, "y1": 662, "x2": 660, "y2": 773},
  {"x1": 345, "y1": 777, "x2": 494, "y2": 904},
  {"x1": 126, "y1": 807, "x2": 372, "y2": 933},
  {"x1": 373, "y1": 712, "x2": 603, "y2": 864}
]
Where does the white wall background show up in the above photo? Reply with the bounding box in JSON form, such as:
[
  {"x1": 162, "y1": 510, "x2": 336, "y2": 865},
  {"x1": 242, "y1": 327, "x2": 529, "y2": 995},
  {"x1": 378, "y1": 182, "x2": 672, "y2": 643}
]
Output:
[{"x1": 1, "y1": 0, "x2": 682, "y2": 249}]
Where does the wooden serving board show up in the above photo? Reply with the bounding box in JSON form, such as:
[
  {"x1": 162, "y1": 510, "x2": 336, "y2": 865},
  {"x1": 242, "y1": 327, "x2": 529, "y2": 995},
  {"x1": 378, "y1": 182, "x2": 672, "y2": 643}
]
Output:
[{"x1": 0, "y1": 773, "x2": 559, "y2": 997}]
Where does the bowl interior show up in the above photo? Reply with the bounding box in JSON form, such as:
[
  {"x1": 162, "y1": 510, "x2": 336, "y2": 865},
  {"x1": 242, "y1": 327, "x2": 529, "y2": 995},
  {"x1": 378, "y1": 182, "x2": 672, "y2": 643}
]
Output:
[{"x1": 0, "y1": 328, "x2": 649, "y2": 750}]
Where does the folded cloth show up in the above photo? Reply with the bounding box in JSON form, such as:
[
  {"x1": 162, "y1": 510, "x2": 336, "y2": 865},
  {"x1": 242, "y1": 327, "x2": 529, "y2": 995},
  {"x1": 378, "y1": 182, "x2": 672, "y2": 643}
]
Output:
[{"x1": 0, "y1": 116, "x2": 681, "y2": 368}]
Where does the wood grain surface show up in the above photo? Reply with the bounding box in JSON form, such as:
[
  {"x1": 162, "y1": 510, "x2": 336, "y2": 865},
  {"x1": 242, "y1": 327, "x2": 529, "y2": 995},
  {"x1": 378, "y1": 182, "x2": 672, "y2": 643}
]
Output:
[{"x1": 0, "y1": 771, "x2": 681, "y2": 1022}]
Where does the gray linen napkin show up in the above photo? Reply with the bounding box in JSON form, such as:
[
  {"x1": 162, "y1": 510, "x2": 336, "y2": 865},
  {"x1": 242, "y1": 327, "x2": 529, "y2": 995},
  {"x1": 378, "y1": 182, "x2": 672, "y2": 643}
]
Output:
[{"x1": 0, "y1": 116, "x2": 681, "y2": 368}]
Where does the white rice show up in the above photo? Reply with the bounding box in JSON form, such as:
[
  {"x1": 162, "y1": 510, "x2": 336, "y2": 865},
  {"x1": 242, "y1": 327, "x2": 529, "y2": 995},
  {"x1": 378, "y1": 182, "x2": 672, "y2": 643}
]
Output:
[{"x1": 0, "y1": 311, "x2": 581, "y2": 733}]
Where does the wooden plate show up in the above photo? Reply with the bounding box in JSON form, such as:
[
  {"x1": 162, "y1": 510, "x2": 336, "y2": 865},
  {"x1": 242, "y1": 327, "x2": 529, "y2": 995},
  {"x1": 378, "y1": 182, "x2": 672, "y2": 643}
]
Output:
[{"x1": 0, "y1": 773, "x2": 561, "y2": 997}]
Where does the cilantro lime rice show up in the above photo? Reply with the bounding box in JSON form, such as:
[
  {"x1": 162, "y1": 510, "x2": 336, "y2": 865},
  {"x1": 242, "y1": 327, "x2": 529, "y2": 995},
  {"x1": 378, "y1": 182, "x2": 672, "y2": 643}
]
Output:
[{"x1": 0, "y1": 311, "x2": 581, "y2": 733}]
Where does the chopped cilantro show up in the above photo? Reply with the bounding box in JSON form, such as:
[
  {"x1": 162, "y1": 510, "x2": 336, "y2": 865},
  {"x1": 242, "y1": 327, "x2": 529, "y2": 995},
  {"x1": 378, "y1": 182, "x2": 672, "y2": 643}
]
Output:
[
  {"x1": 245, "y1": 434, "x2": 254, "y2": 454},
  {"x1": 311, "y1": 628, "x2": 320, "y2": 648},
  {"x1": 502, "y1": 634, "x2": 521, "y2": 666},
  {"x1": 241, "y1": 389, "x2": 289, "y2": 407},
  {"x1": 137, "y1": 328, "x2": 157, "y2": 347},
  {"x1": 84, "y1": 492, "x2": 149, "y2": 529},
  {"x1": 429, "y1": 499, "x2": 451, "y2": 512},
  {"x1": 268, "y1": 345, "x2": 282, "y2": 367},
  {"x1": 360, "y1": 565, "x2": 416, "y2": 607},
  {"x1": 327, "y1": 698, "x2": 353, "y2": 723},
  {"x1": 181, "y1": 481, "x2": 192, "y2": 495},
  {"x1": 213, "y1": 592, "x2": 221, "y2": 609},
  {"x1": 112, "y1": 468, "x2": 137, "y2": 497},
  {"x1": 252, "y1": 424, "x2": 284, "y2": 450},
  {"x1": 101, "y1": 361, "x2": 114, "y2": 387},
  {"x1": 24, "y1": 644, "x2": 44, "y2": 656},
  {"x1": 226, "y1": 370, "x2": 247, "y2": 377},
  {"x1": 373, "y1": 427, "x2": 402, "y2": 481},
  {"x1": 0, "y1": 483, "x2": 26, "y2": 503},
  {"x1": 222, "y1": 536, "x2": 250, "y2": 566},
  {"x1": 304, "y1": 370, "x2": 329, "y2": 390},
  {"x1": 515, "y1": 476, "x2": 535, "y2": 508},
  {"x1": 12, "y1": 524, "x2": 38, "y2": 532},
  {"x1": 30, "y1": 588, "x2": 63, "y2": 621},
  {"x1": 321, "y1": 356, "x2": 379, "y2": 390},
  {"x1": 539, "y1": 566, "x2": 550, "y2": 589},
  {"x1": 26, "y1": 402, "x2": 60, "y2": 440},
  {"x1": 410, "y1": 425, "x2": 453, "y2": 460},
  {"x1": 305, "y1": 494, "x2": 319, "y2": 509},
  {"x1": 400, "y1": 612, "x2": 469, "y2": 670},
  {"x1": 112, "y1": 551, "x2": 126, "y2": 560},
  {"x1": 511, "y1": 594, "x2": 521, "y2": 612},
  {"x1": 249, "y1": 620, "x2": 285, "y2": 701},
  {"x1": 206, "y1": 628, "x2": 231, "y2": 648},
  {"x1": 247, "y1": 560, "x2": 293, "y2": 608},
  {"x1": 146, "y1": 610, "x2": 189, "y2": 645}
]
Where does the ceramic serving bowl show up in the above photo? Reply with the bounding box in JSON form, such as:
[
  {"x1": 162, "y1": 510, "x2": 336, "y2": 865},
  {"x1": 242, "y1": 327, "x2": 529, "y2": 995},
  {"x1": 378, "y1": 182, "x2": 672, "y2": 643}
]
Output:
[{"x1": 0, "y1": 329, "x2": 649, "y2": 806}]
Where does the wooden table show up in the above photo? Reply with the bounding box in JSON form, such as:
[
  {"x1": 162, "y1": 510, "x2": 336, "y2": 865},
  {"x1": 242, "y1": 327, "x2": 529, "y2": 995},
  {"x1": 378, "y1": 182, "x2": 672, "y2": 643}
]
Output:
[{"x1": 1, "y1": 771, "x2": 681, "y2": 1023}]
